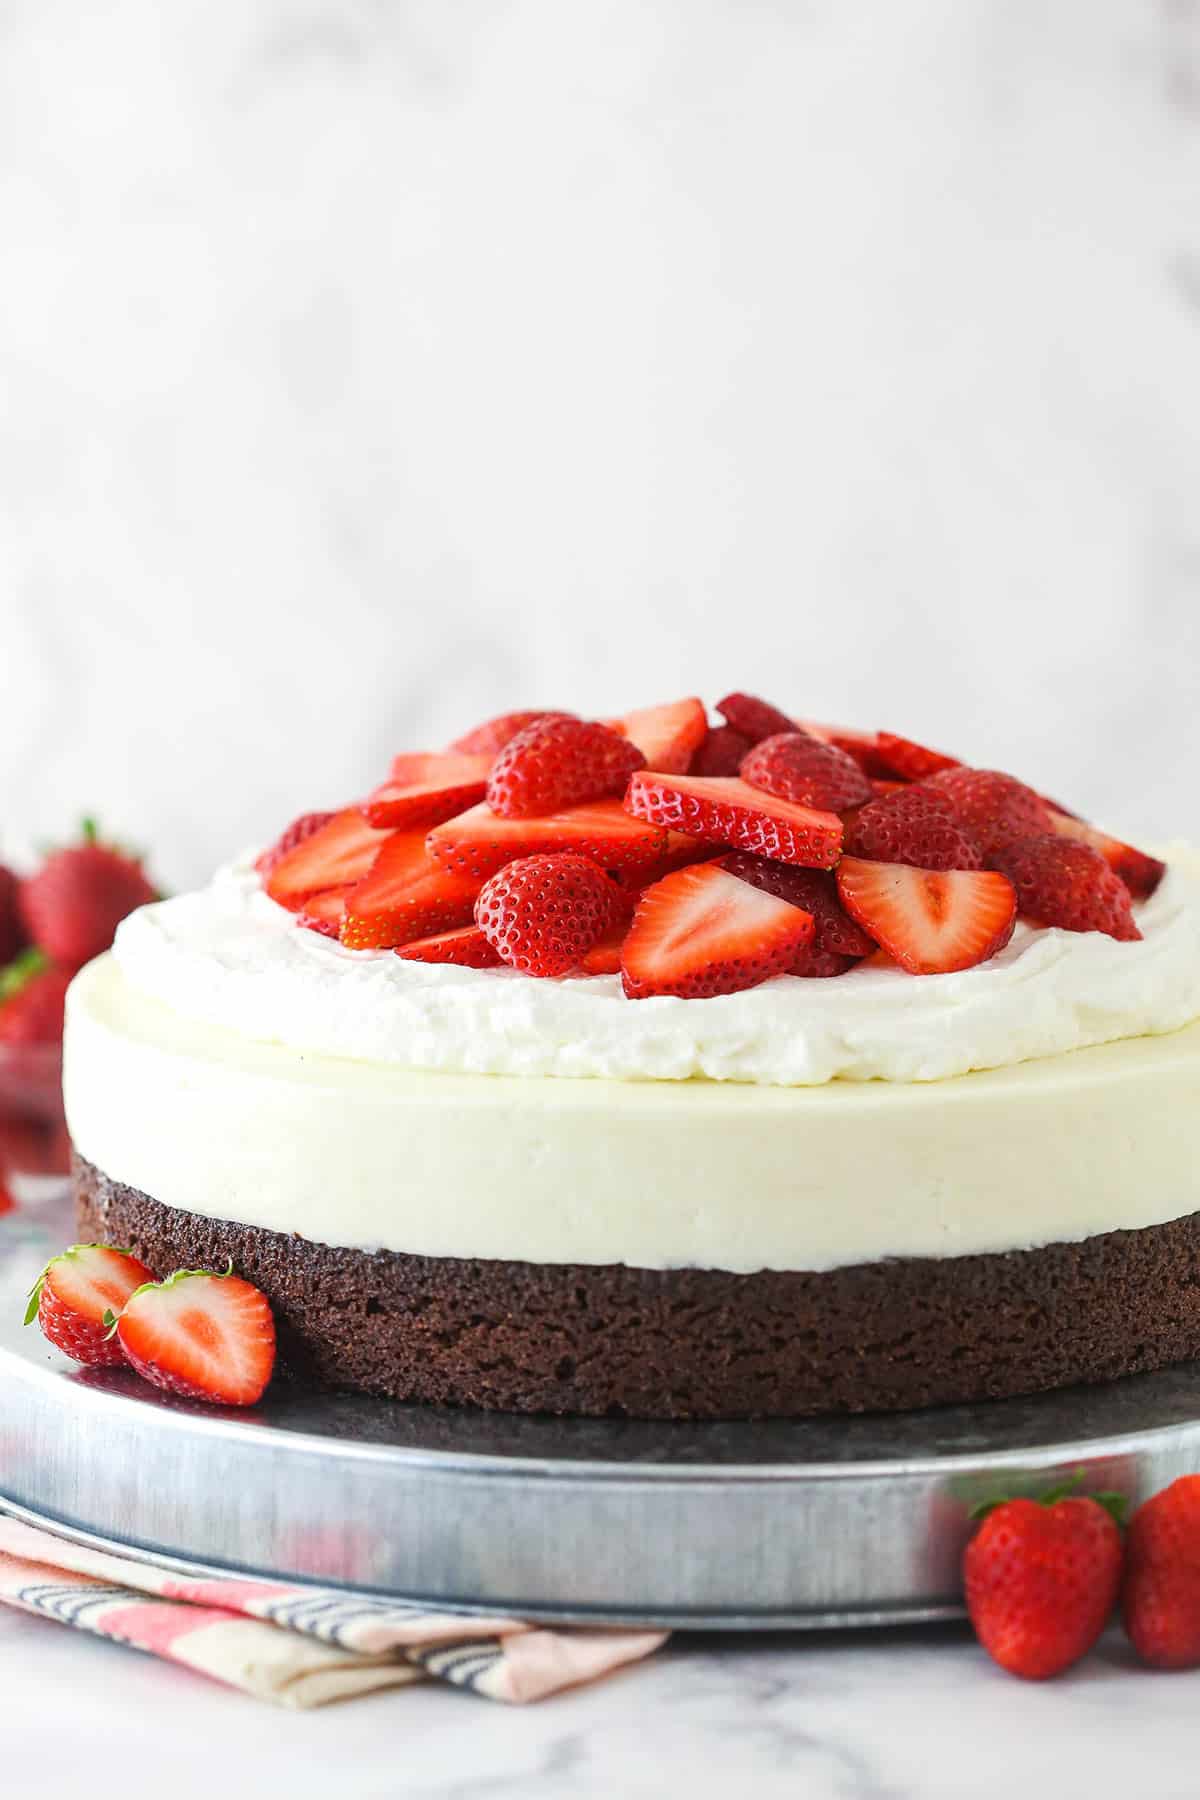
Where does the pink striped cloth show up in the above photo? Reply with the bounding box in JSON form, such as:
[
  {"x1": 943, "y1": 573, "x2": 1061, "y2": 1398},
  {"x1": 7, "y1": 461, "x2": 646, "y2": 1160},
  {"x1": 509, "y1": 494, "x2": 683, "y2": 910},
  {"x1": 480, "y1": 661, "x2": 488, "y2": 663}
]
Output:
[{"x1": 0, "y1": 1515, "x2": 666, "y2": 1707}]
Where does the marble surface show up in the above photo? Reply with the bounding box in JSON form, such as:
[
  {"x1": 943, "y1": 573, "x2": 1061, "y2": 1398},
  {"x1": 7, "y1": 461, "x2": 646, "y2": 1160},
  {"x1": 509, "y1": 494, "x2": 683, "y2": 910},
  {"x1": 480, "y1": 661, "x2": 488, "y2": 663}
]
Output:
[
  {"x1": 1, "y1": 1, "x2": 1199, "y2": 887},
  {"x1": 3, "y1": 1604, "x2": 1199, "y2": 1796}
]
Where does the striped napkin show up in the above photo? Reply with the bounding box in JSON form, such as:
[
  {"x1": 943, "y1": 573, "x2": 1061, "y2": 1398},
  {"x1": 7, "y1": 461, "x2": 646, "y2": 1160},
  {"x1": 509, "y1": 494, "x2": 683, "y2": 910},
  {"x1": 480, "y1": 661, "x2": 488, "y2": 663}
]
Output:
[{"x1": 0, "y1": 1515, "x2": 666, "y2": 1707}]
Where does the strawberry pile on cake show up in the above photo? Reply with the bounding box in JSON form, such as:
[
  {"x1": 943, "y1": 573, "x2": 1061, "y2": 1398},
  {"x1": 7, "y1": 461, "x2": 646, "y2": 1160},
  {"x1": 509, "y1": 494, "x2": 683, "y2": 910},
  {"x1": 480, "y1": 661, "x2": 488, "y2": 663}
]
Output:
[{"x1": 256, "y1": 695, "x2": 1163, "y2": 995}]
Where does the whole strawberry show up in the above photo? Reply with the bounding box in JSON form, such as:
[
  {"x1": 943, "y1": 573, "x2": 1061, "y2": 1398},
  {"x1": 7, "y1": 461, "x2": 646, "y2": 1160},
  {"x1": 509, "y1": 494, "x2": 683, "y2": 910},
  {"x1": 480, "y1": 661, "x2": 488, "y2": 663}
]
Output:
[
  {"x1": 475, "y1": 853, "x2": 623, "y2": 976},
  {"x1": 20, "y1": 821, "x2": 158, "y2": 970},
  {"x1": 0, "y1": 952, "x2": 70, "y2": 1045},
  {"x1": 0, "y1": 864, "x2": 28, "y2": 965},
  {"x1": 964, "y1": 1494, "x2": 1124, "y2": 1680},
  {"x1": 25, "y1": 1243, "x2": 156, "y2": 1367},
  {"x1": 1122, "y1": 1475, "x2": 1200, "y2": 1669}
]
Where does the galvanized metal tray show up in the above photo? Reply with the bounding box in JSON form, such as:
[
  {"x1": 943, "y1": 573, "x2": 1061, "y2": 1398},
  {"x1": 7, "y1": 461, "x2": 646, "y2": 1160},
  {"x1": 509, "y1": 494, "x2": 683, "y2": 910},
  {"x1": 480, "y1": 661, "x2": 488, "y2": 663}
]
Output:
[{"x1": 4, "y1": 1195, "x2": 1200, "y2": 1629}]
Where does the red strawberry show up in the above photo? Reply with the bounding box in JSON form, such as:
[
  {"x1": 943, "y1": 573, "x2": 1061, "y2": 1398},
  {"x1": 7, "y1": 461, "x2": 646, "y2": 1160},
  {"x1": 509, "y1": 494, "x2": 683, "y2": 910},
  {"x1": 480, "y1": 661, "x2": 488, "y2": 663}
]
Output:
[
  {"x1": 427, "y1": 800, "x2": 667, "y2": 881},
  {"x1": 19, "y1": 822, "x2": 157, "y2": 970},
  {"x1": 837, "y1": 857, "x2": 1017, "y2": 975},
  {"x1": 990, "y1": 835, "x2": 1141, "y2": 941},
  {"x1": 1046, "y1": 810, "x2": 1166, "y2": 902},
  {"x1": 295, "y1": 889, "x2": 348, "y2": 938},
  {"x1": 24, "y1": 1243, "x2": 155, "y2": 1368},
  {"x1": 715, "y1": 692, "x2": 796, "y2": 743},
  {"x1": 115, "y1": 1268, "x2": 276, "y2": 1407},
  {"x1": 0, "y1": 865, "x2": 28, "y2": 965},
  {"x1": 621, "y1": 862, "x2": 814, "y2": 1000},
  {"x1": 1123, "y1": 1475, "x2": 1200, "y2": 1669},
  {"x1": 791, "y1": 944, "x2": 858, "y2": 978},
  {"x1": 924, "y1": 767, "x2": 1053, "y2": 858},
  {"x1": 361, "y1": 753, "x2": 491, "y2": 830},
  {"x1": 394, "y1": 924, "x2": 501, "y2": 968},
  {"x1": 692, "y1": 725, "x2": 753, "y2": 777},
  {"x1": 740, "y1": 732, "x2": 873, "y2": 812},
  {"x1": 474, "y1": 854, "x2": 623, "y2": 977},
  {"x1": 871, "y1": 779, "x2": 909, "y2": 798},
  {"x1": 964, "y1": 1495, "x2": 1124, "y2": 1680},
  {"x1": 873, "y1": 730, "x2": 961, "y2": 781},
  {"x1": 341, "y1": 832, "x2": 481, "y2": 950},
  {"x1": 448, "y1": 710, "x2": 565, "y2": 756},
  {"x1": 0, "y1": 1180, "x2": 13, "y2": 1216},
  {"x1": 487, "y1": 716, "x2": 645, "y2": 818},
  {"x1": 798, "y1": 720, "x2": 889, "y2": 775},
  {"x1": 844, "y1": 788, "x2": 983, "y2": 871},
  {"x1": 608, "y1": 698, "x2": 708, "y2": 774},
  {"x1": 0, "y1": 954, "x2": 70, "y2": 1045},
  {"x1": 625, "y1": 771, "x2": 843, "y2": 869},
  {"x1": 720, "y1": 854, "x2": 875, "y2": 957},
  {"x1": 255, "y1": 811, "x2": 336, "y2": 877},
  {"x1": 265, "y1": 808, "x2": 393, "y2": 910},
  {"x1": 579, "y1": 926, "x2": 625, "y2": 976}
]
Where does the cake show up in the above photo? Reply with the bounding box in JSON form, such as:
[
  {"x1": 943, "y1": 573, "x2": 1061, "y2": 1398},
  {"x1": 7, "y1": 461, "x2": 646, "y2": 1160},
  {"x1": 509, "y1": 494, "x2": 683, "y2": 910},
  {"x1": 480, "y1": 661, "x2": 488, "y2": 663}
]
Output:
[{"x1": 62, "y1": 697, "x2": 1200, "y2": 1419}]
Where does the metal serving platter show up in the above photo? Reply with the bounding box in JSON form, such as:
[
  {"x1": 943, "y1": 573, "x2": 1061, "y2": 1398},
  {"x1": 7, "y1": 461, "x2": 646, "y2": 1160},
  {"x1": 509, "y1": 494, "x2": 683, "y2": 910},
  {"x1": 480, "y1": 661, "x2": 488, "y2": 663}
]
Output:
[{"x1": 4, "y1": 1195, "x2": 1200, "y2": 1629}]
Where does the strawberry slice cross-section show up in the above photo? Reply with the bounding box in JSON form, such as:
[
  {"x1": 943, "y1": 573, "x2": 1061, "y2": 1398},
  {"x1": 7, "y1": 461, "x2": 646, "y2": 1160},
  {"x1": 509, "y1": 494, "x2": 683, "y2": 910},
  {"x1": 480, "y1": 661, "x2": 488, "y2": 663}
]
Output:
[
  {"x1": 114, "y1": 1269, "x2": 276, "y2": 1408},
  {"x1": 624, "y1": 771, "x2": 842, "y2": 869},
  {"x1": 361, "y1": 753, "x2": 491, "y2": 831},
  {"x1": 836, "y1": 856, "x2": 1017, "y2": 975},
  {"x1": 341, "y1": 830, "x2": 481, "y2": 951},
  {"x1": 426, "y1": 799, "x2": 668, "y2": 882},
  {"x1": 621, "y1": 862, "x2": 815, "y2": 1000},
  {"x1": 265, "y1": 807, "x2": 394, "y2": 910}
]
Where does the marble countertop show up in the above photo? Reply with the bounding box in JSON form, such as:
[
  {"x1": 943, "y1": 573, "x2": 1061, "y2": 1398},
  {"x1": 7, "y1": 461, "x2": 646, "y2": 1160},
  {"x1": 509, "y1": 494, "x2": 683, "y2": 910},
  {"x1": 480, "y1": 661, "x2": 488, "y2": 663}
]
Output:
[{"x1": 2, "y1": 1603, "x2": 1194, "y2": 1796}]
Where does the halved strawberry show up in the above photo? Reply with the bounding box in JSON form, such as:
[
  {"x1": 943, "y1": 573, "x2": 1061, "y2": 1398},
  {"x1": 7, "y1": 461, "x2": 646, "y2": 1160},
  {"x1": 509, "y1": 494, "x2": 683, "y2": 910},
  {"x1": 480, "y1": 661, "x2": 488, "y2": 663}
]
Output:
[
  {"x1": 715, "y1": 692, "x2": 796, "y2": 743},
  {"x1": 362, "y1": 753, "x2": 491, "y2": 830},
  {"x1": 394, "y1": 924, "x2": 501, "y2": 968},
  {"x1": 487, "y1": 717, "x2": 645, "y2": 818},
  {"x1": 296, "y1": 889, "x2": 348, "y2": 938},
  {"x1": 873, "y1": 731, "x2": 961, "y2": 781},
  {"x1": 341, "y1": 831, "x2": 480, "y2": 950},
  {"x1": 25, "y1": 1243, "x2": 155, "y2": 1367},
  {"x1": 114, "y1": 1269, "x2": 276, "y2": 1407},
  {"x1": 836, "y1": 857, "x2": 1017, "y2": 975},
  {"x1": 1045, "y1": 810, "x2": 1166, "y2": 901},
  {"x1": 427, "y1": 800, "x2": 668, "y2": 881},
  {"x1": 720, "y1": 854, "x2": 875, "y2": 957},
  {"x1": 607, "y1": 698, "x2": 708, "y2": 774},
  {"x1": 254, "y1": 811, "x2": 336, "y2": 877},
  {"x1": 621, "y1": 863, "x2": 815, "y2": 1000},
  {"x1": 624, "y1": 771, "x2": 842, "y2": 868},
  {"x1": 265, "y1": 808, "x2": 393, "y2": 910},
  {"x1": 448, "y1": 710, "x2": 566, "y2": 756}
]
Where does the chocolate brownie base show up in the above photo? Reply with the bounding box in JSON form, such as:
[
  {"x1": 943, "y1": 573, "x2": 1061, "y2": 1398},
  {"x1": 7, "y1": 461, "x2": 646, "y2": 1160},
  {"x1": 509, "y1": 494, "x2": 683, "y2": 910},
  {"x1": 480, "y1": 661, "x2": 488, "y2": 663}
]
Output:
[{"x1": 74, "y1": 1154, "x2": 1200, "y2": 1419}]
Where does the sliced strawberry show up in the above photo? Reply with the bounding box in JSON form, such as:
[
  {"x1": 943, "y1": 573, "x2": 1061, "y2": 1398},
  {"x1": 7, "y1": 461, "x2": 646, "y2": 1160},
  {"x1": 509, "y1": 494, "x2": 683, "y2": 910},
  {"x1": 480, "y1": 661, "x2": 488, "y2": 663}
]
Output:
[
  {"x1": 25, "y1": 1243, "x2": 155, "y2": 1368},
  {"x1": 579, "y1": 925, "x2": 626, "y2": 975},
  {"x1": 394, "y1": 924, "x2": 501, "y2": 968},
  {"x1": 624, "y1": 771, "x2": 842, "y2": 869},
  {"x1": 990, "y1": 835, "x2": 1142, "y2": 941},
  {"x1": 487, "y1": 716, "x2": 645, "y2": 818},
  {"x1": 265, "y1": 808, "x2": 393, "y2": 910},
  {"x1": 475, "y1": 854, "x2": 624, "y2": 977},
  {"x1": 621, "y1": 863, "x2": 815, "y2": 1000},
  {"x1": 692, "y1": 724, "x2": 753, "y2": 777},
  {"x1": 836, "y1": 857, "x2": 1017, "y2": 975},
  {"x1": 607, "y1": 698, "x2": 708, "y2": 774},
  {"x1": 720, "y1": 854, "x2": 875, "y2": 957},
  {"x1": 923, "y1": 768, "x2": 1053, "y2": 859},
  {"x1": 115, "y1": 1269, "x2": 276, "y2": 1407},
  {"x1": 791, "y1": 944, "x2": 858, "y2": 978},
  {"x1": 341, "y1": 831, "x2": 480, "y2": 950},
  {"x1": 295, "y1": 889, "x2": 348, "y2": 938},
  {"x1": 1045, "y1": 810, "x2": 1166, "y2": 901},
  {"x1": 427, "y1": 800, "x2": 667, "y2": 881},
  {"x1": 798, "y1": 720, "x2": 889, "y2": 775},
  {"x1": 870, "y1": 779, "x2": 909, "y2": 798},
  {"x1": 740, "y1": 731, "x2": 873, "y2": 812},
  {"x1": 873, "y1": 731, "x2": 961, "y2": 781},
  {"x1": 255, "y1": 811, "x2": 336, "y2": 877},
  {"x1": 0, "y1": 1180, "x2": 13, "y2": 1216},
  {"x1": 715, "y1": 692, "x2": 796, "y2": 743},
  {"x1": 844, "y1": 788, "x2": 983, "y2": 871},
  {"x1": 361, "y1": 753, "x2": 491, "y2": 830},
  {"x1": 448, "y1": 710, "x2": 566, "y2": 756}
]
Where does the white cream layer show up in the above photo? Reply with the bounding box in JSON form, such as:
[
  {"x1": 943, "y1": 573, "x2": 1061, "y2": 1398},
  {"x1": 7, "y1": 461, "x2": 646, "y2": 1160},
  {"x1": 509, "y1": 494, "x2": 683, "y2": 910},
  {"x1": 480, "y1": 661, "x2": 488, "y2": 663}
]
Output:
[
  {"x1": 65, "y1": 954, "x2": 1200, "y2": 1271},
  {"x1": 106, "y1": 846, "x2": 1200, "y2": 1086}
]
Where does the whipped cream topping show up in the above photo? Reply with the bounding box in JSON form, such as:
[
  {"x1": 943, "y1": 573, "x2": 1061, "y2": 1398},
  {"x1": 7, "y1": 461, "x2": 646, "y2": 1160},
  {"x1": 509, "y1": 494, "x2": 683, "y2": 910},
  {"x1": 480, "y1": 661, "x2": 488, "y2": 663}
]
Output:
[{"x1": 108, "y1": 844, "x2": 1200, "y2": 1086}]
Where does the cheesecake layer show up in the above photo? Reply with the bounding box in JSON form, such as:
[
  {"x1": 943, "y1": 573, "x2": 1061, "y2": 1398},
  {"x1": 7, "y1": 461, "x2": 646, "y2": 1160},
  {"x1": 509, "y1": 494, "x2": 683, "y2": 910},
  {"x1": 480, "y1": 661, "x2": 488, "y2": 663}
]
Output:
[
  {"x1": 107, "y1": 844, "x2": 1200, "y2": 1086},
  {"x1": 75, "y1": 1158, "x2": 1200, "y2": 1418},
  {"x1": 64, "y1": 953, "x2": 1200, "y2": 1274}
]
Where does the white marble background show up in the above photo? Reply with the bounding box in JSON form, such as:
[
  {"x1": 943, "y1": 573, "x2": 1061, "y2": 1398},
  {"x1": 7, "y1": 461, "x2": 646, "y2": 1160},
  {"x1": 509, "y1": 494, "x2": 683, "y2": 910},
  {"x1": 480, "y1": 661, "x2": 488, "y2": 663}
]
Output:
[{"x1": 1, "y1": 1, "x2": 1198, "y2": 886}]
